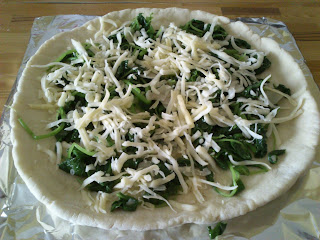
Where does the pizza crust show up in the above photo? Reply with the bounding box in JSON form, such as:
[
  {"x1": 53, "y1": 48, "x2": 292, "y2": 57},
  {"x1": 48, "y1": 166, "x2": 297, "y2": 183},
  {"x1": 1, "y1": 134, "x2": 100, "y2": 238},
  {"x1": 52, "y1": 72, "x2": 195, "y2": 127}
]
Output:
[{"x1": 10, "y1": 8, "x2": 320, "y2": 230}]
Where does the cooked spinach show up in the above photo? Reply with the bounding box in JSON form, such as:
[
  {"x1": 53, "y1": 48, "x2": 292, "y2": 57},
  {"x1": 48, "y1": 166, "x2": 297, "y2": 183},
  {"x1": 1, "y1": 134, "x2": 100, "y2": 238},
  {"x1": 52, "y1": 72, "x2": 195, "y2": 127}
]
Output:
[
  {"x1": 238, "y1": 79, "x2": 263, "y2": 99},
  {"x1": 86, "y1": 161, "x2": 119, "y2": 193},
  {"x1": 131, "y1": 13, "x2": 155, "y2": 39},
  {"x1": 122, "y1": 158, "x2": 143, "y2": 170},
  {"x1": 208, "y1": 221, "x2": 227, "y2": 239},
  {"x1": 180, "y1": 19, "x2": 211, "y2": 37},
  {"x1": 63, "y1": 91, "x2": 87, "y2": 114},
  {"x1": 58, "y1": 156, "x2": 87, "y2": 177},
  {"x1": 215, "y1": 162, "x2": 245, "y2": 197},
  {"x1": 252, "y1": 124, "x2": 268, "y2": 158},
  {"x1": 59, "y1": 145, "x2": 95, "y2": 177},
  {"x1": 254, "y1": 56, "x2": 271, "y2": 75},
  {"x1": 55, "y1": 127, "x2": 79, "y2": 143},
  {"x1": 274, "y1": 84, "x2": 291, "y2": 96},
  {"x1": 55, "y1": 43, "x2": 93, "y2": 64},
  {"x1": 268, "y1": 149, "x2": 286, "y2": 164},
  {"x1": 192, "y1": 117, "x2": 214, "y2": 135},
  {"x1": 108, "y1": 33, "x2": 147, "y2": 60},
  {"x1": 224, "y1": 49, "x2": 247, "y2": 61},
  {"x1": 234, "y1": 38, "x2": 251, "y2": 49},
  {"x1": 212, "y1": 25, "x2": 228, "y2": 40},
  {"x1": 111, "y1": 192, "x2": 140, "y2": 212},
  {"x1": 188, "y1": 69, "x2": 205, "y2": 82},
  {"x1": 18, "y1": 107, "x2": 66, "y2": 140},
  {"x1": 124, "y1": 80, "x2": 151, "y2": 106},
  {"x1": 115, "y1": 60, "x2": 145, "y2": 82},
  {"x1": 180, "y1": 19, "x2": 228, "y2": 41},
  {"x1": 87, "y1": 180, "x2": 119, "y2": 193},
  {"x1": 115, "y1": 60, "x2": 131, "y2": 80},
  {"x1": 144, "y1": 162, "x2": 182, "y2": 206},
  {"x1": 233, "y1": 165, "x2": 250, "y2": 176}
]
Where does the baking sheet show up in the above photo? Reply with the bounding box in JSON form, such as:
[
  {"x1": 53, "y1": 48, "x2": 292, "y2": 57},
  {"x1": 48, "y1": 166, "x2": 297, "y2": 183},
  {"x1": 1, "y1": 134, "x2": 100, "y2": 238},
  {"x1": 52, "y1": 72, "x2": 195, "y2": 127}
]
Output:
[{"x1": 0, "y1": 14, "x2": 319, "y2": 240}]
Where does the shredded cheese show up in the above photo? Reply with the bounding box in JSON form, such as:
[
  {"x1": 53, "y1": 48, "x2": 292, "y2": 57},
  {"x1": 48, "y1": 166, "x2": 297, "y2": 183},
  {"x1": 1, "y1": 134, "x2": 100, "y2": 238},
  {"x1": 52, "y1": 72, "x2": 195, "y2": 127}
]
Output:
[{"x1": 33, "y1": 15, "x2": 304, "y2": 213}]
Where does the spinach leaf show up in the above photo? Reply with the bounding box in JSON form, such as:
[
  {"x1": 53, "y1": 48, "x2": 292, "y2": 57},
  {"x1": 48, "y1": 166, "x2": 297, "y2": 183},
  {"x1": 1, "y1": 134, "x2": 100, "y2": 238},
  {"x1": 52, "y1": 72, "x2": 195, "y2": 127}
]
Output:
[
  {"x1": 122, "y1": 158, "x2": 143, "y2": 170},
  {"x1": 268, "y1": 149, "x2": 286, "y2": 164},
  {"x1": 192, "y1": 117, "x2": 213, "y2": 135},
  {"x1": 55, "y1": 127, "x2": 79, "y2": 143},
  {"x1": 111, "y1": 192, "x2": 140, "y2": 212},
  {"x1": 87, "y1": 180, "x2": 119, "y2": 193},
  {"x1": 116, "y1": 62, "x2": 145, "y2": 83},
  {"x1": 210, "y1": 89, "x2": 221, "y2": 104},
  {"x1": 238, "y1": 79, "x2": 263, "y2": 100},
  {"x1": 216, "y1": 139, "x2": 252, "y2": 162},
  {"x1": 160, "y1": 74, "x2": 178, "y2": 81},
  {"x1": 18, "y1": 107, "x2": 67, "y2": 140},
  {"x1": 93, "y1": 161, "x2": 113, "y2": 175},
  {"x1": 180, "y1": 19, "x2": 210, "y2": 37},
  {"x1": 124, "y1": 80, "x2": 151, "y2": 106},
  {"x1": 253, "y1": 138, "x2": 268, "y2": 158},
  {"x1": 188, "y1": 69, "x2": 205, "y2": 82},
  {"x1": 206, "y1": 171, "x2": 215, "y2": 182},
  {"x1": 144, "y1": 162, "x2": 182, "y2": 206},
  {"x1": 274, "y1": 84, "x2": 291, "y2": 96},
  {"x1": 131, "y1": 13, "x2": 155, "y2": 39},
  {"x1": 215, "y1": 162, "x2": 245, "y2": 197},
  {"x1": 212, "y1": 125, "x2": 242, "y2": 137},
  {"x1": 107, "y1": 85, "x2": 121, "y2": 99},
  {"x1": 58, "y1": 156, "x2": 87, "y2": 177},
  {"x1": 230, "y1": 140, "x2": 252, "y2": 160},
  {"x1": 144, "y1": 176, "x2": 181, "y2": 207},
  {"x1": 177, "y1": 157, "x2": 205, "y2": 170},
  {"x1": 160, "y1": 74, "x2": 177, "y2": 86},
  {"x1": 233, "y1": 165, "x2": 250, "y2": 176},
  {"x1": 87, "y1": 175, "x2": 119, "y2": 193},
  {"x1": 155, "y1": 102, "x2": 165, "y2": 117},
  {"x1": 208, "y1": 222, "x2": 227, "y2": 239},
  {"x1": 55, "y1": 76, "x2": 70, "y2": 88},
  {"x1": 108, "y1": 33, "x2": 148, "y2": 60},
  {"x1": 55, "y1": 43, "x2": 93, "y2": 64},
  {"x1": 212, "y1": 25, "x2": 228, "y2": 40},
  {"x1": 63, "y1": 91, "x2": 87, "y2": 114},
  {"x1": 248, "y1": 165, "x2": 269, "y2": 175},
  {"x1": 230, "y1": 102, "x2": 245, "y2": 118},
  {"x1": 223, "y1": 49, "x2": 247, "y2": 61},
  {"x1": 86, "y1": 161, "x2": 119, "y2": 193},
  {"x1": 254, "y1": 56, "x2": 271, "y2": 75},
  {"x1": 251, "y1": 124, "x2": 268, "y2": 158},
  {"x1": 115, "y1": 60, "x2": 130, "y2": 80},
  {"x1": 149, "y1": 102, "x2": 166, "y2": 118},
  {"x1": 234, "y1": 38, "x2": 251, "y2": 49},
  {"x1": 52, "y1": 107, "x2": 80, "y2": 143},
  {"x1": 125, "y1": 132, "x2": 135, "y2": 142},
  {"x1": 58, "y1": 143, "x2": 96, "y2": 177},
  {"x1": 213, "y1": 152, "x2": 230, "y2": 170},
  {"x1": 180, "y1": 21, "x2": 228, "y2": 40},
  {"x1": 106, "y1": 135, "x2": 115, "y2": 147}
]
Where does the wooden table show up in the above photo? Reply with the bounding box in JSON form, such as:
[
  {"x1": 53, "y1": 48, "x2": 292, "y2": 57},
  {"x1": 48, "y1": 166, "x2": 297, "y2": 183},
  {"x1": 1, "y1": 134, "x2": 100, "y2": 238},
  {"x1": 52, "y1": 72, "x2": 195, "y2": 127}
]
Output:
[{"x1": 1, "y1": 0, "x2": 319, "y2": 117}]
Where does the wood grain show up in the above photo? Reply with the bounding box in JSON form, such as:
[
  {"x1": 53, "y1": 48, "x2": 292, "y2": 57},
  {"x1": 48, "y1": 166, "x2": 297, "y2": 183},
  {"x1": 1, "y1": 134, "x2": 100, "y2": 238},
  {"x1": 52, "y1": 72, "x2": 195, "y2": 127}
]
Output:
[{"x1": 0, "y1": 0, "x2": 319, "y2": 118}]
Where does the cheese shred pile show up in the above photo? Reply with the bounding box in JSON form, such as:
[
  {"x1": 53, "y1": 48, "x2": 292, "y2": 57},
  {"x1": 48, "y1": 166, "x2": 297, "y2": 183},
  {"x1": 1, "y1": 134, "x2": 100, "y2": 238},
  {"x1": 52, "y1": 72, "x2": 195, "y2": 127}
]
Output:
[{"x1": 30, "y1": 14, "x2": 302, "y2": 213}]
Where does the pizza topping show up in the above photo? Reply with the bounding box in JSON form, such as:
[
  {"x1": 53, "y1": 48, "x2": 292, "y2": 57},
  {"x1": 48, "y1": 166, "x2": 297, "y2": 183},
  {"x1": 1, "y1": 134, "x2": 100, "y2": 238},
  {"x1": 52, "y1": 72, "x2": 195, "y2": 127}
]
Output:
[{"x1": 21, "y1": 13, "x2": 304, "y2": 213}]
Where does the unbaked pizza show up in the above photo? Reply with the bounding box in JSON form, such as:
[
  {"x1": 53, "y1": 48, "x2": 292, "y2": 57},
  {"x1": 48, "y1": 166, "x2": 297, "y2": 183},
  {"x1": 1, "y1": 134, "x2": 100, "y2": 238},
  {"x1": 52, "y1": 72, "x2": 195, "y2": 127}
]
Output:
[{"x1": 10, "y1": 8, "x2": 320, "y2": 231}]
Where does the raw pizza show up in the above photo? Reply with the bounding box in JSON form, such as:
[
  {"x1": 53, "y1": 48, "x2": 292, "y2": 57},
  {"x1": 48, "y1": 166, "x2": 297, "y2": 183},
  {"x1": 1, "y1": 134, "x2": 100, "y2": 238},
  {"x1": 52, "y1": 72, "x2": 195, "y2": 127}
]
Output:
[{"x1": 10, "y1": 8, "x2": 320, "y2": 230}]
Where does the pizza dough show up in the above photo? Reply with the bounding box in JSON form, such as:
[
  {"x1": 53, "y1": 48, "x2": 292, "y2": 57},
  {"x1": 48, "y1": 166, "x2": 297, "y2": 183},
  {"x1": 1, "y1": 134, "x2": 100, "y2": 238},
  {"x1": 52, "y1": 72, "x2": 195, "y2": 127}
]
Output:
[{"x1": 10, "y1": 8, "x2": 320, "y2": 230}]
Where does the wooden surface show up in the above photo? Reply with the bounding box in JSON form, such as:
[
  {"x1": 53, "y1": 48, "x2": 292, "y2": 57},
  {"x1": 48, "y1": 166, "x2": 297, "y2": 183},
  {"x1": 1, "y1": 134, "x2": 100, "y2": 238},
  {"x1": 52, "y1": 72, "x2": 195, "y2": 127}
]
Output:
[{"x1": 0, "y1": 0, "x2": 319, "y2": 117}]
